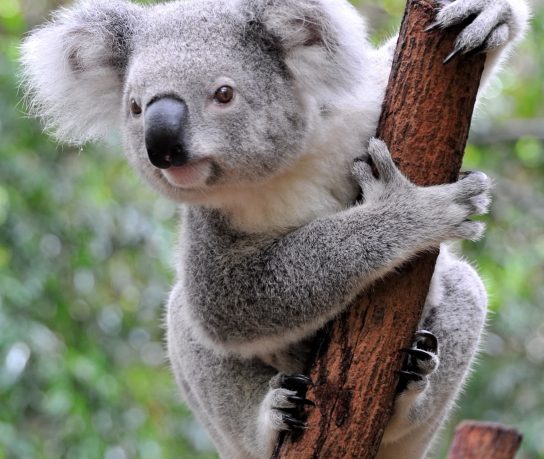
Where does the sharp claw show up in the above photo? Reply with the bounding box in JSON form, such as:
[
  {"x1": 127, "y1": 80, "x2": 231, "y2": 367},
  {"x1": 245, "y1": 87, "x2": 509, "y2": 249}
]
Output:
[
  {"x1": 287, "y1": 396, "x2": 316, "y2": 407},
  {"x1": 396, "y1": 370, "x2": 424, "y2": 382},
  {"x1": 400, "y1": 348, "x2": 434, "y2": 361},
  {"x1": 280, "y1": 374, "x2": 313, "y2": 392},
  {"x1": 415, "y1": 330, "x2": 438, "y2": 353},
  {"x1": 282, "y1": 414, "x2": 308, "y2": 429},
  {"x1": 416, "y1": 330, "x2": 435, "y2": 339}
]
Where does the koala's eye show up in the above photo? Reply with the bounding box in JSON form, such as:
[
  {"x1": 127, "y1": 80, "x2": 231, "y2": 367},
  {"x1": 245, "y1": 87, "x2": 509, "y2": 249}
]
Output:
[
  {"x1": 130, "y1": 99, "x2": 142, "y2": 116},
  {"x1": 214, "y1": 86, "x2": 234, "y2": 104}
]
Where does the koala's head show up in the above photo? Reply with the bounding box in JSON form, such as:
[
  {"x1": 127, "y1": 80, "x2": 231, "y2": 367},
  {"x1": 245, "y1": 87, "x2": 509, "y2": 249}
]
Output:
[{"x1": 21, "y1": 0, "x2": 369, "y2": 204}]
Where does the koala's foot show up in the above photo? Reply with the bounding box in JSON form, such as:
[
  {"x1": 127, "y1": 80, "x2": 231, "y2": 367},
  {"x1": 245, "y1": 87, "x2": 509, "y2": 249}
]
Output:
[
  {"x1": 427, "y1": 0, "x2": 523, "y2": 62},
  {"x1": 261, "y1": 374, "x2": 314, "y2": 431},
  {"x1": 382, "y1": 331, "x2": 440, "y2": 445},
  {"x1": 397, "y1": 330, "x2": 439, "y2": 395}
]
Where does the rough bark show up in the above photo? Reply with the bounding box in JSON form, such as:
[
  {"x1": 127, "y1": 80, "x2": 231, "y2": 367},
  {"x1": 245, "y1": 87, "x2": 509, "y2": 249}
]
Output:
[
  {"x1": 274, "y1": 0, "x2": 486, "y2": 458},
  {"x1": 447, "y1": 421, "x2": 523, "y2": 459}
]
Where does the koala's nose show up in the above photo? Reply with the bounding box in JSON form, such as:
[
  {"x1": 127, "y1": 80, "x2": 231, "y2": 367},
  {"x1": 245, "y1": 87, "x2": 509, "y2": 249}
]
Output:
[{"x1": 144, "y1": 97, "x2": 189, "y2": 169}]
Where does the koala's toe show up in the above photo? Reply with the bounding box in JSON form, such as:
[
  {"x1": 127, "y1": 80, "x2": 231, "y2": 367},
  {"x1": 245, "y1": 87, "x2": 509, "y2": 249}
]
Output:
[
  {"x1": 352, "y1": 158, "x2": 375, "y2": 185},
  {"x1": 277, "y1": 374, "x2": 313, "y2": 393},
  {"x1": 469, "y1": 192, "x2": 491, "y2": 215},
  {"x1": 397, "y1": 330, "x2": 439, "y2": 394},
  {"x1": 287, "y1": 395, "x2": 316, "y2": 407},
  {"x1": 397, "y1": 370, "x2": 429, "y2": 394},
  {"x1": 481, "y1": 23, "x2": 510, "y2": 51},
  {"x1": 280, "y1": 413, "x2": 308, "y2": 430},
  {"x1": 455, "y1": 220, "x2": 486, "y2": 241},
  {"x1": 414, "y1": 330, "x2": 438, "y2": 353},
  {"x1": 455, "y1": 171, "x2": 491, "y2": 202},
  {"x1": 270, "y1": 388, "x2": 298, "y2": 409},
  {"x1": 264, "y1": 385, "x2": 313, "y2": 432},
  {"x1": 401, "y1": 348, "x2": 438, "y2": 376},
  {"x1": 367, "y1": 138, "x2": 398, "y2": 183},
  {"x1": 452, "y1": 12, "x2": 504, "y2": 55},
  {"x1": 434, "y1": 1, "x2": 470, "y2": 28}
]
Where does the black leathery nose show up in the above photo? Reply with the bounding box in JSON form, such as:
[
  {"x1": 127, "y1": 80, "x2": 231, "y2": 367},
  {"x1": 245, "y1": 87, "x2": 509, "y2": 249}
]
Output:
[{"x1": 144, "y1": 97, "x2": 189, "y2": 169}]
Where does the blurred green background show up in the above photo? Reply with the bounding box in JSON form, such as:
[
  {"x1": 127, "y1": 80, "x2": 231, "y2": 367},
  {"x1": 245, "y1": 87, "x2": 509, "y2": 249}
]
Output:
[{"x1": 1, "y1": 0, "x2": 543, "y2": 458}]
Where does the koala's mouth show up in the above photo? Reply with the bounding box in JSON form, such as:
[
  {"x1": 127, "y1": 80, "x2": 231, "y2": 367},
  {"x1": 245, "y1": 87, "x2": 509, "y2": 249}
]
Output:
[{"x1": 160, "y1": 159, "x2": 213, "y2": 189}]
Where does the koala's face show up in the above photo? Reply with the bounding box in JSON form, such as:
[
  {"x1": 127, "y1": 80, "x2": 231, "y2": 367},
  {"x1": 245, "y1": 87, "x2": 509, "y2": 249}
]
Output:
[
  {"x1": 22, "y1": 0, "x2": 368, "y2": 204},
  {"x1": 122, "y1": 1, "x2": 308, "y2": 202}
]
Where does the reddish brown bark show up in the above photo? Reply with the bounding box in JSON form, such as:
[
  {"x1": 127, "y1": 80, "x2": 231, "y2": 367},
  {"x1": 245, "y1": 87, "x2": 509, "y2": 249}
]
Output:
[
  {"x1": 447, "y1": 421, "x2": 523, "y2": 459},
  {"x1": 275, "y1": 0, "x2": 486, "y2": 458}
]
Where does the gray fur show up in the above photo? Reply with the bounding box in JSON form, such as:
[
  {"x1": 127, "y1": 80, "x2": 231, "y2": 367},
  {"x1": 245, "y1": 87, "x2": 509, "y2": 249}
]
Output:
[{"x1": 20, "y1": 0, "x2": 529, "y2": 458}]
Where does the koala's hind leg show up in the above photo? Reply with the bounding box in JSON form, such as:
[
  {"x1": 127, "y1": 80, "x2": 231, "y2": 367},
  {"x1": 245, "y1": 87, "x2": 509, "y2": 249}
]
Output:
[
  {"x1": 167, "y1": 306, "x2": 312, "y2": 459},
  {"x1": 378, "y1": 246, "x2": 487, "y2": 459}
]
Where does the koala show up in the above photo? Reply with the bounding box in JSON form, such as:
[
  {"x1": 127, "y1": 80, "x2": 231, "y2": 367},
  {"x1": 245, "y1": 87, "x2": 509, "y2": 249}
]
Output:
[{"x1": 21, "y1": 0, "x2": 529, "y2": 458}]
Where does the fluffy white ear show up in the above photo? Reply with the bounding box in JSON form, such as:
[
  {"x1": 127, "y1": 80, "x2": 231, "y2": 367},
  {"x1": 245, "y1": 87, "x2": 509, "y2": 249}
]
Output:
[
  {"x1": 245, "y1": 0, "x2": 370, "y2": 100},
  {"x1": 20, "y1": 0, "x2": 141, "y2": 144}
]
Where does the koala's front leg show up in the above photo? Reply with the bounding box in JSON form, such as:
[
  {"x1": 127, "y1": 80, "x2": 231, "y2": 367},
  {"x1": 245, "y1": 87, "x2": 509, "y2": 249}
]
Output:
[
  {"x1": 184, "y1": 139, "x2": 490, "y2": 356},
  {"x1": 377, "y1": 0, "x2": 529, "y2": 90},
  {"x1": 378, "y1": 248, "x2": 487, "y2": 459},
  {"x1": 431, "y1": 0, "x2": 529, "y2": 59},
  {"x1": 430, "y1": 0, "x2": 530, "y2": 85}
]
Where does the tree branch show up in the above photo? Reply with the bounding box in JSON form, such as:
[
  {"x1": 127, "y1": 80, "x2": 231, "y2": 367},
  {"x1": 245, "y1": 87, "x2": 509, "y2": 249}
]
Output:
[
  {"x1": 275, "y1": 0, "x2": 486, "y2": 457},
  {"x1": 447, "y1": 421, "x2": 523, "y2": 459}
]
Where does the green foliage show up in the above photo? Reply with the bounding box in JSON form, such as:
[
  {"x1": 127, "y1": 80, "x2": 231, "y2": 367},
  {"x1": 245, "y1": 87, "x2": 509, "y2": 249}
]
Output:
[
  {"x1": 1, "y1": 1, "x2": 543, "y2": 458},
  {"x1": 1, "y1": 3, "x2": 214, "y2": 458}
]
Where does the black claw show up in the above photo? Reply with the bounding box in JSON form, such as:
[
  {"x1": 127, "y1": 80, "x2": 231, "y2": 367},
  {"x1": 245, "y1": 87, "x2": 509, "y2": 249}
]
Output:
[
  {"x1": 396, "y1": 369, "x2": 425, "y2": 394},
  {"x1": 414, "y1": 330, "x2": 438, "y2": 353},
  {"x1": 400, "y1": 348, "x2": 434, "y2": 361},
  {"x1": 287, "y1": 395, "x2": 316, "y2": 407},
  {"x1": 280, "y1": 374, "x2": 313, "y2": 393},
  {"x1": 282, "y1": 414, "x2": 308, "y2": 430},
  {"x1": 396, "y1": 370, "x2": 424, "y2": 382}
]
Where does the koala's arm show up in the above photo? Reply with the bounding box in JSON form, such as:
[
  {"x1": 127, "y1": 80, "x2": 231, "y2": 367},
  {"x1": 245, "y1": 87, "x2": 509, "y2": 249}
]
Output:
[{"x1": 181, "y1": 140, "x2": 489, "y2": 356}]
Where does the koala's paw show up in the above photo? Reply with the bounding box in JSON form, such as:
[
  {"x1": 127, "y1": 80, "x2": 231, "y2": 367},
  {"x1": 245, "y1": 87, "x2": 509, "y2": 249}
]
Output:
[
  {"x1": 262, "y1": 374, "x2": 314, "y2": 431},
  {"x1": 383, "y1": 331, "x2": 440, "y2": 445},
  {"x1": 428, "y1": 0, "x2": 521, "y2": 62},
  {"x1": 354, "y1": 139, "x2": 491, "y2": 243},
  {"x1": 397, "y1": 330, "x2": 439, "y2": 395},
  {"x1": 353, "y1": 138, "x2": 412, "y2": 204},
  {"x1": 436, "y1": 170, "x2": 491, "y2": 241}
]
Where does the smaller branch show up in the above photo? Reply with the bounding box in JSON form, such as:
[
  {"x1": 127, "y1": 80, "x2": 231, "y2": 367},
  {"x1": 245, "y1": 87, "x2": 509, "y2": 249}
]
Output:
[{"x1": 447, "y1": 421, "x2": 523, "y2": 459}]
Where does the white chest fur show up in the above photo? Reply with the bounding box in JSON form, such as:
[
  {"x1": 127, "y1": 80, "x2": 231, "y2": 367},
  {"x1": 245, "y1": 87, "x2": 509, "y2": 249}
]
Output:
[{"x1": 202, "y1": 104, "x2": 380, "y2": 234}]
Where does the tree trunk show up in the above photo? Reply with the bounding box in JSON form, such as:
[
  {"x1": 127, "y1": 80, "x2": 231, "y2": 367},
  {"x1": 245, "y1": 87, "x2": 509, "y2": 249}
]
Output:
[
  {"x1": 274, "y1": 0, "x2": 486, "y2": 457},
  {"x1": 447, "y1": 421, "x2": 523, "y2": 459}
]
